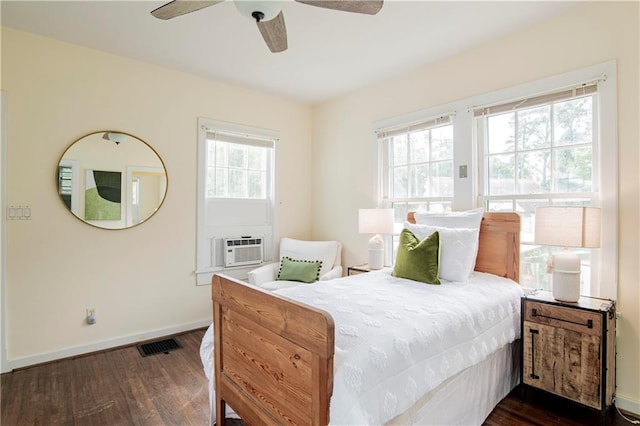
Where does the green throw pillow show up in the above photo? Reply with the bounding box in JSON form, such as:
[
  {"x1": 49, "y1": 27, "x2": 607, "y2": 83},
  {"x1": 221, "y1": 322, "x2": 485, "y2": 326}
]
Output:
[
  {"x1": 392, "y1": 229, "x2": 441, "y2": 285},
  {"x1": 276, "y1": 257, "x2": 323, "y2": 283}
]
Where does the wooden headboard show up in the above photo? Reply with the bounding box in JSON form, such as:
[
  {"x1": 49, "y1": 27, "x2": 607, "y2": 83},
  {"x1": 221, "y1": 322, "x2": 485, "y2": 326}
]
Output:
[{"x1": 407, "y1": 211, "x2": 521, "y2": 283}]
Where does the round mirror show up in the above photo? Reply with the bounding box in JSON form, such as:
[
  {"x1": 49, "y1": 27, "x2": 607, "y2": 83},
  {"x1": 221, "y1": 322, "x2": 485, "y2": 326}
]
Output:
[{"x1": 57, "y1": 131, "x2": 167, "y2": 229}]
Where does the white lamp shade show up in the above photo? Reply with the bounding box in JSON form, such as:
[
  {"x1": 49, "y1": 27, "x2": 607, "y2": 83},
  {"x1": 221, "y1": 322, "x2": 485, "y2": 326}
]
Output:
[
  {"x1": 535, "y1": 206, "x2": 601, "y2": 248},
  {"x1": 358, "y1": 209, "x2": 394, "y2": 235}
]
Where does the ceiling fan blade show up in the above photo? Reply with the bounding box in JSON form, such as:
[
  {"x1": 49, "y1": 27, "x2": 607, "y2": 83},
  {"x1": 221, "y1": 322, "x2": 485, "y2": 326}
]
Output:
[
  {"x1": 257, "y1": 11, "x2": 288, "y2": 53},
  {"x1": 295, "y1": 0, "x2": 383, "y2": 15},
  {"x1": 151, "y1": 0, "x2": 225, "y2": 20}
]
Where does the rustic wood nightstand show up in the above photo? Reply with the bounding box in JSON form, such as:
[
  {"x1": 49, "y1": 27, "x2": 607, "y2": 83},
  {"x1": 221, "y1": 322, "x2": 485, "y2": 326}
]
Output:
[
  {"x1": 521, "y1": 291, "x2": 615, "y2": 424},
  {"x1": 347, "y1": 264, "x2": 372, "y2": 276}
]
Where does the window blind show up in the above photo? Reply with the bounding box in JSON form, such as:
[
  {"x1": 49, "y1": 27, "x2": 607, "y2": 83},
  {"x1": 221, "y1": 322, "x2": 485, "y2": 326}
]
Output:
[
  {"x1": 472, "y1": 82, "x2": 598, "y2": 117},
  {"x1": 375, "y1": 114, "x2": 454, "y2": 139},
  {"x1": 206, "y1": 130, "x2": 276, "y2": 148}
]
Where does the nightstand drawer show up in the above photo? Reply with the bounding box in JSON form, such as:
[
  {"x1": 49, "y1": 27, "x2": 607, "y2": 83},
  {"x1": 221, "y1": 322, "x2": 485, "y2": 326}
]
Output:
[{"x1": 524, "y1": 301, "x2": 601, "y2": 336}]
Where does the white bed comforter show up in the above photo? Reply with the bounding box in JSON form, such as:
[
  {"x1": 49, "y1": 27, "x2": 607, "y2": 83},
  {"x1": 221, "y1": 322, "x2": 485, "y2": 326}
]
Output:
[{"x1": 200, "y1": 269, "x2": 523, "y2": 425}]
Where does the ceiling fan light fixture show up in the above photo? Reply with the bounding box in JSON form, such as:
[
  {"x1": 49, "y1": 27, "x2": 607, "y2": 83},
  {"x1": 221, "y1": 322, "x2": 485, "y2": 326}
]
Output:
[
  {"x1": 151, "y1": 0, "x2": 383, "y2": 54},
  {"x1": 235, "y1": 0, "x2": 282, "y2": 22},
  {"x1": 102, "y1": 132, "x2": 128, "y2": 145}
]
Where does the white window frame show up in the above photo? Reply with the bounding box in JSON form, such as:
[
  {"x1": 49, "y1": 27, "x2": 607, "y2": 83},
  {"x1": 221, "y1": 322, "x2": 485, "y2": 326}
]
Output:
[
  {"x1": 374, "y1": 61, "x2": 617, "y2": 299},
  {"x1": 376, "y1": 114, "x2": 456, "y2": 261},
  {"x1": 475, "y1": 85, "x2": 600, "y2": 294},
  {"x1": 195, "y1": 117, "x2": 278, "y2": 286},
  {"x1": 377, "y1": 114, "x2": 455, "y2": 206}
]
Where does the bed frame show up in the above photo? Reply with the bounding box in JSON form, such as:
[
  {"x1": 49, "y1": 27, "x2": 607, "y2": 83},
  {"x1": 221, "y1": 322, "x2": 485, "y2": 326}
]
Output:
[{"x1": 212, "y1": 212, "x2": 520, "y2": 425}]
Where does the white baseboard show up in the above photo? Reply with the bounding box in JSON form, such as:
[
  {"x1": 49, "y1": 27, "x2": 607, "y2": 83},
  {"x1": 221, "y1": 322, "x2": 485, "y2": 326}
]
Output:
[
  {"x1": 4, "y1": 320, "x2": 212, "y2": 372},
  {"x1": 616, "y1": 395, "x2": 640, "y2": 416}
]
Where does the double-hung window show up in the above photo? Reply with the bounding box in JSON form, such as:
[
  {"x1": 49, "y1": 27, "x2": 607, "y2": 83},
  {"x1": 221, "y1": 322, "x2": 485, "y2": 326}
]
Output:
[
  {"x1": 475, "y1": 84, "x2": 600, "y2": 294},
  {"x1": 377, "y1": 115, "x2": 454, "y2": 258},
  {"x1": 375, "y1": 61, "x2": 617, "y2": 299},
  {"x1": 196, "y1": 118, "x2": 277, "y2": 285}
]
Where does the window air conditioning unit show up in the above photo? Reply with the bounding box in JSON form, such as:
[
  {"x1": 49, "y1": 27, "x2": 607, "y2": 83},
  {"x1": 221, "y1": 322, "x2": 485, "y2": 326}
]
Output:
[{"x1": 224, "y1": 237, "x2": 263, "y2": 267}]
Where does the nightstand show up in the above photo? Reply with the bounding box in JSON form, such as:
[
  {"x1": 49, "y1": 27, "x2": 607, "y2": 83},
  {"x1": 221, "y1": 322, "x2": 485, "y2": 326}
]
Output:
[
  {"x1": 347, "y1": 264, "x2": 372, "y2": 276},
  {"x1": 521, "y1": 291, "x2": 615, "y2": 423}
]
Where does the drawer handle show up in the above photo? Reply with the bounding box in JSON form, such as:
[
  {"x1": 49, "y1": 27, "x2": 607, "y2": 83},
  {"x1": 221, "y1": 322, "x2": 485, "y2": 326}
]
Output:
[
  {"x1": 529, "y1": 329, "x2": 540, "y2": 380},
  {"x1": 531, "y1": 308, "x2": 593, "y2": 329}
]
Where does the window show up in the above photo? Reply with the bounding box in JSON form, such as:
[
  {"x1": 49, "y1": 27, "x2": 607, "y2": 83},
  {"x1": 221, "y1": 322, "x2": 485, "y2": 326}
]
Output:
[
  {"x1": 377, "y1": 115, "x2": 454, "y2": 259},
  {"x1": 196, "y1": 118, "x2": 277, "y2": 285},
  {"x1": 58, "y1": 165, "x2": 74, "y2": 210},
  {"x1": 475, "y1": 84, "x2": 599, "y2": 293},
  {"x1": 375, "y1": 61, "x2": 617, "y2": 299},
  {"x1": 207, "y1": 140, "x2": 268, "y2": 199},
  {"x1": 57, "y1": 160, "x2": 79, "y2": 214}
]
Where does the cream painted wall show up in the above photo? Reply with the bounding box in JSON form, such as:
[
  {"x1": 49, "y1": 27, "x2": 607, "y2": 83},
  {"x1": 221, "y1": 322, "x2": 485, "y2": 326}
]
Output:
[
  {"x1": 311, "y1": 2, "x2": 639, "y2": 412},
  {"x1": 1, "y1": 0, "x2": 638, "y2": 415},
  {"x1": 1, "y1": 27, "x2": 313, "y2": 365}
]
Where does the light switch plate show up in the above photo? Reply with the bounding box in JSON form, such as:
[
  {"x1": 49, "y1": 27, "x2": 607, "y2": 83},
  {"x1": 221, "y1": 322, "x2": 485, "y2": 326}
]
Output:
[{"x1": 7, "y1": 205, "x2": 31, "y2": 220}]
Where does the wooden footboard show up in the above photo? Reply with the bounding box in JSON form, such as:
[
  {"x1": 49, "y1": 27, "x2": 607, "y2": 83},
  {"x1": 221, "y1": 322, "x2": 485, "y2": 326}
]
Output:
[{"x1": 212, "y1": 274, "x2": 335, "y2": 425}]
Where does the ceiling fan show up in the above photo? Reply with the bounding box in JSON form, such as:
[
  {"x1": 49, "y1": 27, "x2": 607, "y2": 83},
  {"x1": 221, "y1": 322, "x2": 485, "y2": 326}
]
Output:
[{"x1": 151, "y1": 0, "x2": 383, "y2": 53}]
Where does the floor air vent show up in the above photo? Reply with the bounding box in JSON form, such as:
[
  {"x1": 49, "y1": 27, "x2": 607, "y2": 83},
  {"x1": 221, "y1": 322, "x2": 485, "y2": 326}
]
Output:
[{"x1": 137, "y1": 337, "x2": 182, "y2": 357}]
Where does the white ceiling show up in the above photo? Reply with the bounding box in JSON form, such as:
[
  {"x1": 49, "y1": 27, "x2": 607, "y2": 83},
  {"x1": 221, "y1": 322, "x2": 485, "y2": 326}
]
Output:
[{"x1": 1, "y1": 1, "x2": 576, "y2": 104}]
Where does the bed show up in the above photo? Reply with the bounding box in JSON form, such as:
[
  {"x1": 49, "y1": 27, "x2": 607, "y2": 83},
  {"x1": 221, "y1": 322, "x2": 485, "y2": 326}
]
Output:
[{"x1": 201, "y1": 211, "x2": 522, "y2": 425}]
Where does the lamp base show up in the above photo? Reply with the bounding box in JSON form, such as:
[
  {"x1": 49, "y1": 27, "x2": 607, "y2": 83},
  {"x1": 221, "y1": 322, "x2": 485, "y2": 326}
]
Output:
[
  {"x1": 368, "y1": 234, "x2": 385, "y2": 270},
  {"x1": 552, "y1": 273, "x2": 580, "y2": 302},
  {"x1": 368, "y1": 249, "x2": 384, "y2": 270},
  {"x1": 551, "y1": 251, "x2": 581, "y2": 302}
]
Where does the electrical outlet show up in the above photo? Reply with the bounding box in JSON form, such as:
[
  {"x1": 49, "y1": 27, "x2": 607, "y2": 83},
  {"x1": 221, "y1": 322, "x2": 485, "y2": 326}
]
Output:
[{"x1": 86, "y1": 308, "x2": 97, "y2": 325}]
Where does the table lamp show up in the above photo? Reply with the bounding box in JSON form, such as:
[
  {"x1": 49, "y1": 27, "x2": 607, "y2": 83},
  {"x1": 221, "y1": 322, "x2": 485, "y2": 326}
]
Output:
[
  {"x1": 534, "y1": 206, "x2": 601, "y2": 302},
  {"x1": 358, "y1": 208, "x2": 394, "y2": 270}
]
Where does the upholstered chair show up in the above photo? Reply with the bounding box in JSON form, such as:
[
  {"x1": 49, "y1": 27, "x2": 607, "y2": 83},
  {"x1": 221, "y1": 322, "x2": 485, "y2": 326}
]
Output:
[{"x1": 248, "y1": 238, "x2": 342, "y2": 290}]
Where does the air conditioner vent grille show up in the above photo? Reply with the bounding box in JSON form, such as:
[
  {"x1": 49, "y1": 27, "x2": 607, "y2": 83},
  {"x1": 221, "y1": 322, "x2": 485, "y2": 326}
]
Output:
[{"x1": 224, "y1": 236, "x2": 263, "y2": 267}]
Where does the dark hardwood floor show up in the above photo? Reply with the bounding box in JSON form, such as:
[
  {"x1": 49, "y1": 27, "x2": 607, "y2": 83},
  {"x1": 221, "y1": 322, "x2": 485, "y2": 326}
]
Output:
[
  {"x1": 2, "y1": 328, "x2": 637, "y2": 425},
  {"x1": 484, "y1": 388, "x2": 637, "y2": 426},
  {"x1": 1, "y1": 328, "x2": 211, "y2": 426}
]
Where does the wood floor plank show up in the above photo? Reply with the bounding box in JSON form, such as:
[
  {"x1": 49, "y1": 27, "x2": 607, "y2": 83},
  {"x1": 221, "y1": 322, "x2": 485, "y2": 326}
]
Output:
[{"x1": 2, "y1": 328, "x2": 637, "y2": 426}]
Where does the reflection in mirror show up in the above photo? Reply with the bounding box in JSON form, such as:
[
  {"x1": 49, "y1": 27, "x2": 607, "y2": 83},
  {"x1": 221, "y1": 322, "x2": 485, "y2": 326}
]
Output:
[{"x1": 57, "y1": 131, "x2": 167, "y2": 229}]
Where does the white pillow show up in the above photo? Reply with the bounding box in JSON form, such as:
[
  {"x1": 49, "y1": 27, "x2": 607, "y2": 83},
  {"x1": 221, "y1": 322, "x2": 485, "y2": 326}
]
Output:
[
  {"x1": 413, "y1": 208, "x2": 484, "y2": 271},
  {"x1": 414, "y1": 208, "x2": 484, "y2": 230},
  {"x1": 404, "y1": 222, "x2": 478, "y2": 282}
]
